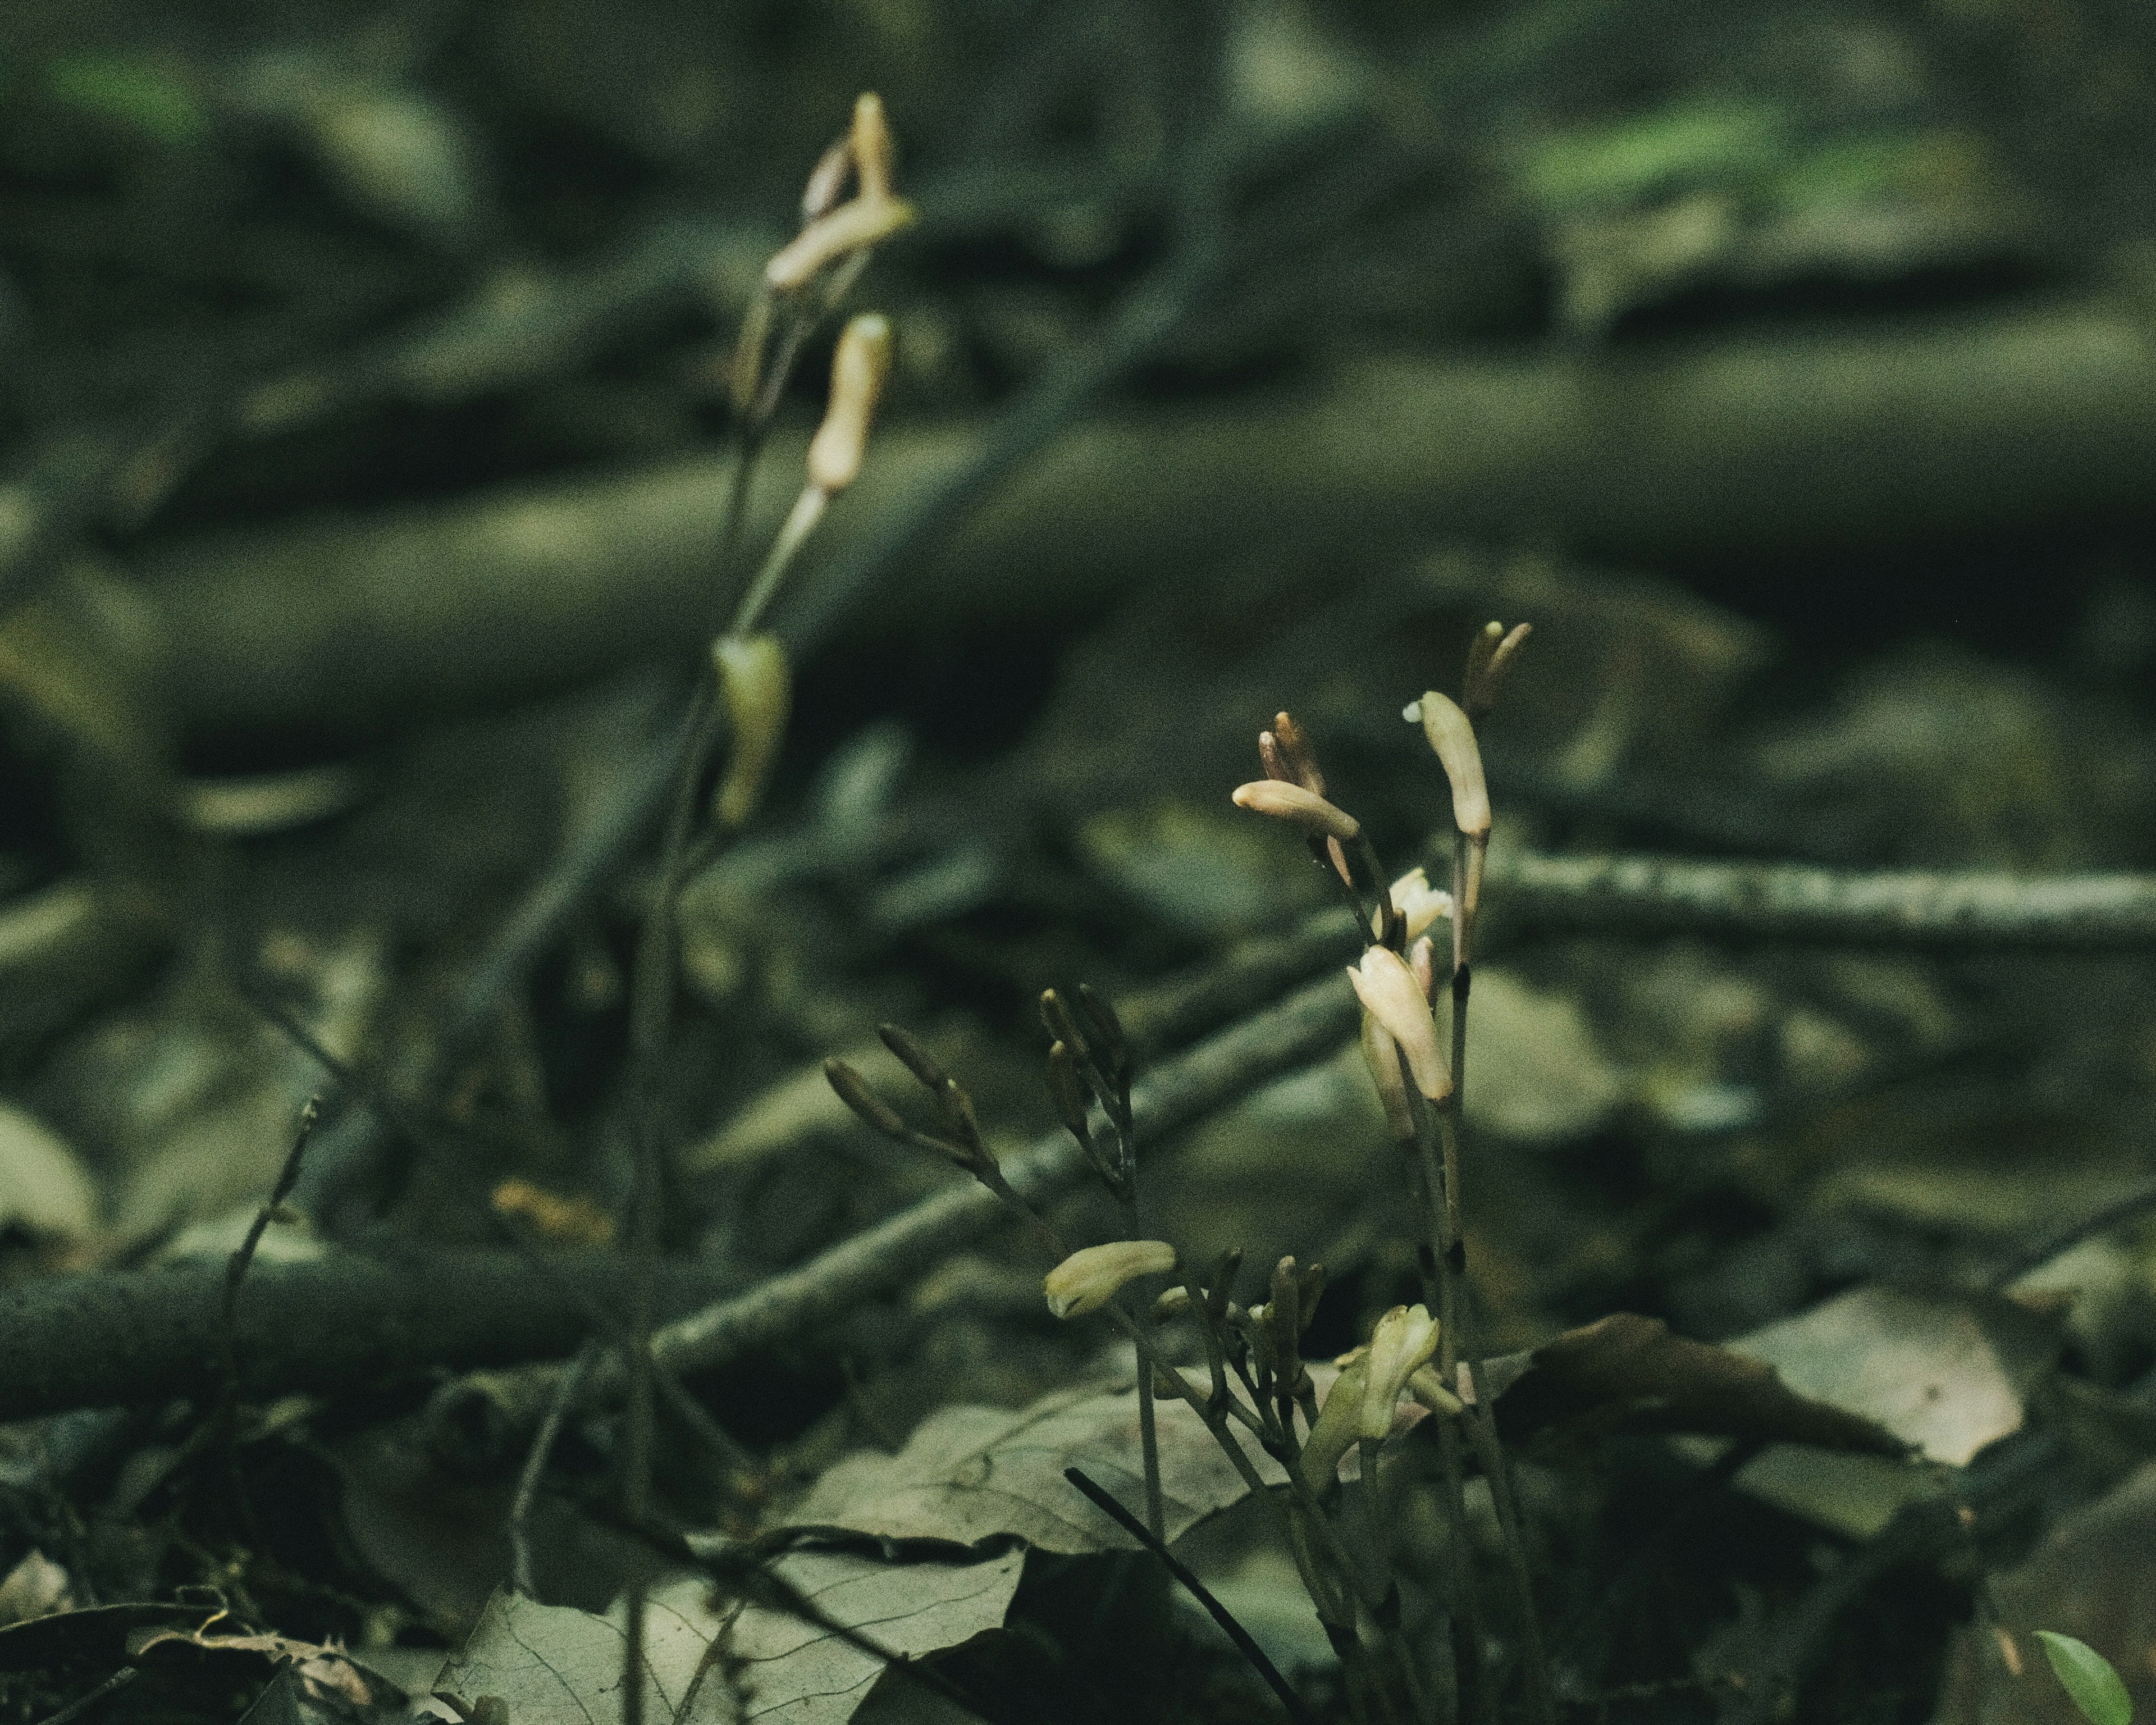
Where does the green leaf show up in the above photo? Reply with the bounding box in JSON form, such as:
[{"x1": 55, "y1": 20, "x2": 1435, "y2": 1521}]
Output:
[{"x1": 2036, "y1": 1631, "x2": 2134, "y2": 1725}]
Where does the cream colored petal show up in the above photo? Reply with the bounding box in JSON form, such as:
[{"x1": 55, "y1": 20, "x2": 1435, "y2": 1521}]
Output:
[
  {"x1": 1416, "y1": 690, "x2": 1491, "y2": 839},
  {"x1": 1347, "y1": 948, "x2": 1450, "y2": 1101},
  {"x1": 1044, "y1": 1239, "x2": 1177, "y2": 1319},
  {"x1": 1230, "y1": 779, "x2": 1360, "y2": 840}
]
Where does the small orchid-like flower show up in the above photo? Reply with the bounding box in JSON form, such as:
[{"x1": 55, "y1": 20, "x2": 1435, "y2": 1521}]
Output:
[
  {"x1": 1409, "y1": 691, "x2": 1490, "y2": 842},
  {"x1": 1360, "y1": 1304, "x2": 1440, "y2": 1441},
  {"x1": 1347, "y1": 947, "x2": 1449, "y2": 1102},
  {"x1": 1044, "y1": 1239, "x2": 1177, "y2": 1319},
  {"x1": 1384, "y1": 867, "x2": 1452, "y2": 941}
]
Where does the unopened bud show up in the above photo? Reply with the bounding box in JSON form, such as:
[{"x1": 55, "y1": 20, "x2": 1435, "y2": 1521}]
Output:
[
  {"x1": 1045, "y1": 1040, "x2": 1093, "y2": 1142},
  {"x1": 1301, "y1": 1355, "x2": 1368, "y2": 1486},
  {"x1": 1258, "y1": 731, "x2": 1291, "y2": 783},
  {"x1": 766, "y1": 197, "x2": 916, "y2": 295},
  {"x1": 1406, "y1": 1363, "x2": 1464, "y2": 1418},
  {"x1": 1406, "y1": 934, "x2": 1436, "y2": 1003},
  {"x1": 1347, "y1": 946, "x2": 1450, "y2": 1102},
  {"x1": 1361, "y1": 1304, "x2": 1440, "y2": 1441},
  {"x1": 1155, "y1": 1284, "x2": 1192, "y2": 1319},
  {"x1": 877, "y1": 1021, "x2": 948, "y2": 1093},
  {"x1": 1414, "y1": 691, "x2": 1491, "y2": 841},
  {"x1": 1075, "y1": 984, "x2": 1126, "y2": 1066},
  {"x1": 849, "y1": 92, "x2": 896, "y2": 204},
  {"x1": 825, "y1": 1058, "x2": 907, "y2": 1139},
  {"x1": 1044, "y1": 1239, "x2": 1177, "y2": 1319},
  {"x1": 1465, "y1": 620, "x2": 1532, "y2": 718},
  {"x1": 1271, "y1": 712, "x2": 1324, "y2": 793},
  {"x1": 807, "y1": 313, "x2": 894, "y2": 495},
  {"x1": 711, "y1": 633, "x2": 791, "y2": 829},
  {"x1": 1231, "y1": 779, "x2": 1360, "y2": 841},
  {"x1": 801, "y1": 138, "x2": 853, "y2": 223}
]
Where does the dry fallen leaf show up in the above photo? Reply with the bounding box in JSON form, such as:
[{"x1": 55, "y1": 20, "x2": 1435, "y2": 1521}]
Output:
[
  {"x1": 435, "y1": 1551, "x2": 1021, "y2": 1725},
  {"x1": 1728, "y1": 1284, "x2": 2057, "y2": 1466},
  {"x1": 1488, "y1": 1311, "x2": 1906, "y2": 1454},
  {"x1": 793, "y1": 1370, "x2": 1309, "y2": 1554}
]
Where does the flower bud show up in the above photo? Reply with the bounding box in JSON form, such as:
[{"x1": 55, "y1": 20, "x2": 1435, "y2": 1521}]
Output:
[
  {"x1": 1346, "y1": 946, "x2": 1450, "y2": 1102},
  {"x1": 1044, "y1": 1239, "x2": 1177, "y2": 1319},
  {"x1": 711, "y1": 633, "x2": 791, "y2": 829},
  {"x1": 1414, "y1": 691, "x2": 1491, "y2": 841},
  {"x1": 801, "y1": 138, "x2": 853, "y2": 223},
  {"x1": 825, "y1": 1058, "x2": 907, "y2": 1139},
  {"x1": 765, "y1": 195, "x2": 917, "y2": 294},
  {"x1": 849, "y1": 92, "x2": 896, "y2": 204},
  {"x1": 1465, "y1": 620, "x2": 1532, "y2": 718},
  {"x1": 1406, "y1": 935, "x2": 1436, "y2": 1003},
  {"x1": 807, "y1": 312, "x2": 894, "y2": 495},
  {"x1": 1271, "y1": 711, "x2": 1324, "y2": 793},
  {"x1": 1360, "y1": 1304, "x2": 1440, "y2": 1441},
  {"x1": 1231, "y1": 779, "x2": 1360, "y2": 841},
  {"x1": 1406, "y1": 1363, "x2": 1464, "y2": 1418}
]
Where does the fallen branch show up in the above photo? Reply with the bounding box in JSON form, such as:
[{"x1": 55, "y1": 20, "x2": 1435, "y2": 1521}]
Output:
[
  {"x1": 94, "y1": 299, "x2": 2156, "y2": 749},
  {"x1": 0, "y1": 1249, "x2": 743, "y2": 1423},
  {"x1": 1491, "y1": 847, "x2": 2156, "y2": 948},
  {"x1": 422, "y1": 966, "x2": 1365, "y2": 1452}
]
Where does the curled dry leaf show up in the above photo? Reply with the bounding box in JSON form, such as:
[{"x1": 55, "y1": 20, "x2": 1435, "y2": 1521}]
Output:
[
  {"x1": 1488, "y1": 1311, "x2": 1906, "y2": 1455},
  {"x1": 1729, "y1": 1283, "x2": 2058, "y2": 1466},
  {"x1": 435, "y1": 1552, "x2": 1021, "y2": 1725}
]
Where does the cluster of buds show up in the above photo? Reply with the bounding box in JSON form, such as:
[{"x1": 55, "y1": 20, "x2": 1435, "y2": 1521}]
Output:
[
  {"x1": 1040, "y1": 984, "x2": 1135, "y2": 1201},
  {"x1": 825, "y1": 1023, "x2": 995, "y2": 1183},
  {"x1": 1299, "y1": 1303, "x2": 1461, "y2": 1487},
  {"x1": 731, "y1": 93, "x2": 914, "y2": 424},
  {"x1": 709, "y1": 95, "x2": 910, "y2": 829}
]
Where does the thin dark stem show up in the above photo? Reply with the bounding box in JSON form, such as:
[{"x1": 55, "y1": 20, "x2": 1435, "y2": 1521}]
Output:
[
  {"x1": 1065, "y1": 1466, "x2": 1319, "y2": 1725},
  {"x1": 511, "y1": 1342, "x2": 598, "y2": 1598},
  {"x1": 32, "y1": 1665, "x2": 138, "y2": 1725},
  {"x1": 220, "y1": 1098, "x2": 322, "y2": 1409}
]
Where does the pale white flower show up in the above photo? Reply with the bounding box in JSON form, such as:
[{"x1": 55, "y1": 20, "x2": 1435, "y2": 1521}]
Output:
[
  {"x1": 1346, "y1": 947, "x2": 1449, "y2": 1102},
  {"x1": 1360, "y1": 1304, "x2": 1440, "y2": 1441},
  {"x1": 1044, "y1": 1239, "x2": 1177, "y2": 1319},
  {"x1": 1413, "y1": 691, "x2": 1491, "y2": 841}
]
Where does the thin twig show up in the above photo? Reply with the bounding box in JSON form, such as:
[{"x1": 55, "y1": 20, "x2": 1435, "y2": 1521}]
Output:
[
  {"x1": 220, "y1": 1098, "x2": 323, "y2": 1413},
  {"x1": 510, "y1": 1342, "x2": 599, "y2": 1598},
  {"x1": 31, "y1": 1665, "x2": 139, "y2": 1725},
  {"x1": 1064, "y1": 1465, "x2": 1319, "y2": 1725}
]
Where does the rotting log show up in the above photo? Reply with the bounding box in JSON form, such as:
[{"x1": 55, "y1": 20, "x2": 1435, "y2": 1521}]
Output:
[{"x1": 94, "y1": 296, "x2": 2156, "y2": 752}]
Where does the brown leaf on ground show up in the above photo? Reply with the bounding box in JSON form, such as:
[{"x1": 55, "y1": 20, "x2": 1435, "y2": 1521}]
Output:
[{"x1": 1489, "y1": 1311, "x2": 1907, "y2": 1454}]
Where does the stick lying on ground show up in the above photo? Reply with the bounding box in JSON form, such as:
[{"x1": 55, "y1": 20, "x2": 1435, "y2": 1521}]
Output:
[
  {"x1": 0, "y1": 1251, "x2": 747, "y2": 1424},
  {"x1": 7, "y1": 844, "x2": 2153, "y2": 1425},
  {"x1": 88, "y1": 299, "x2": 2156, "y2": 751}
]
